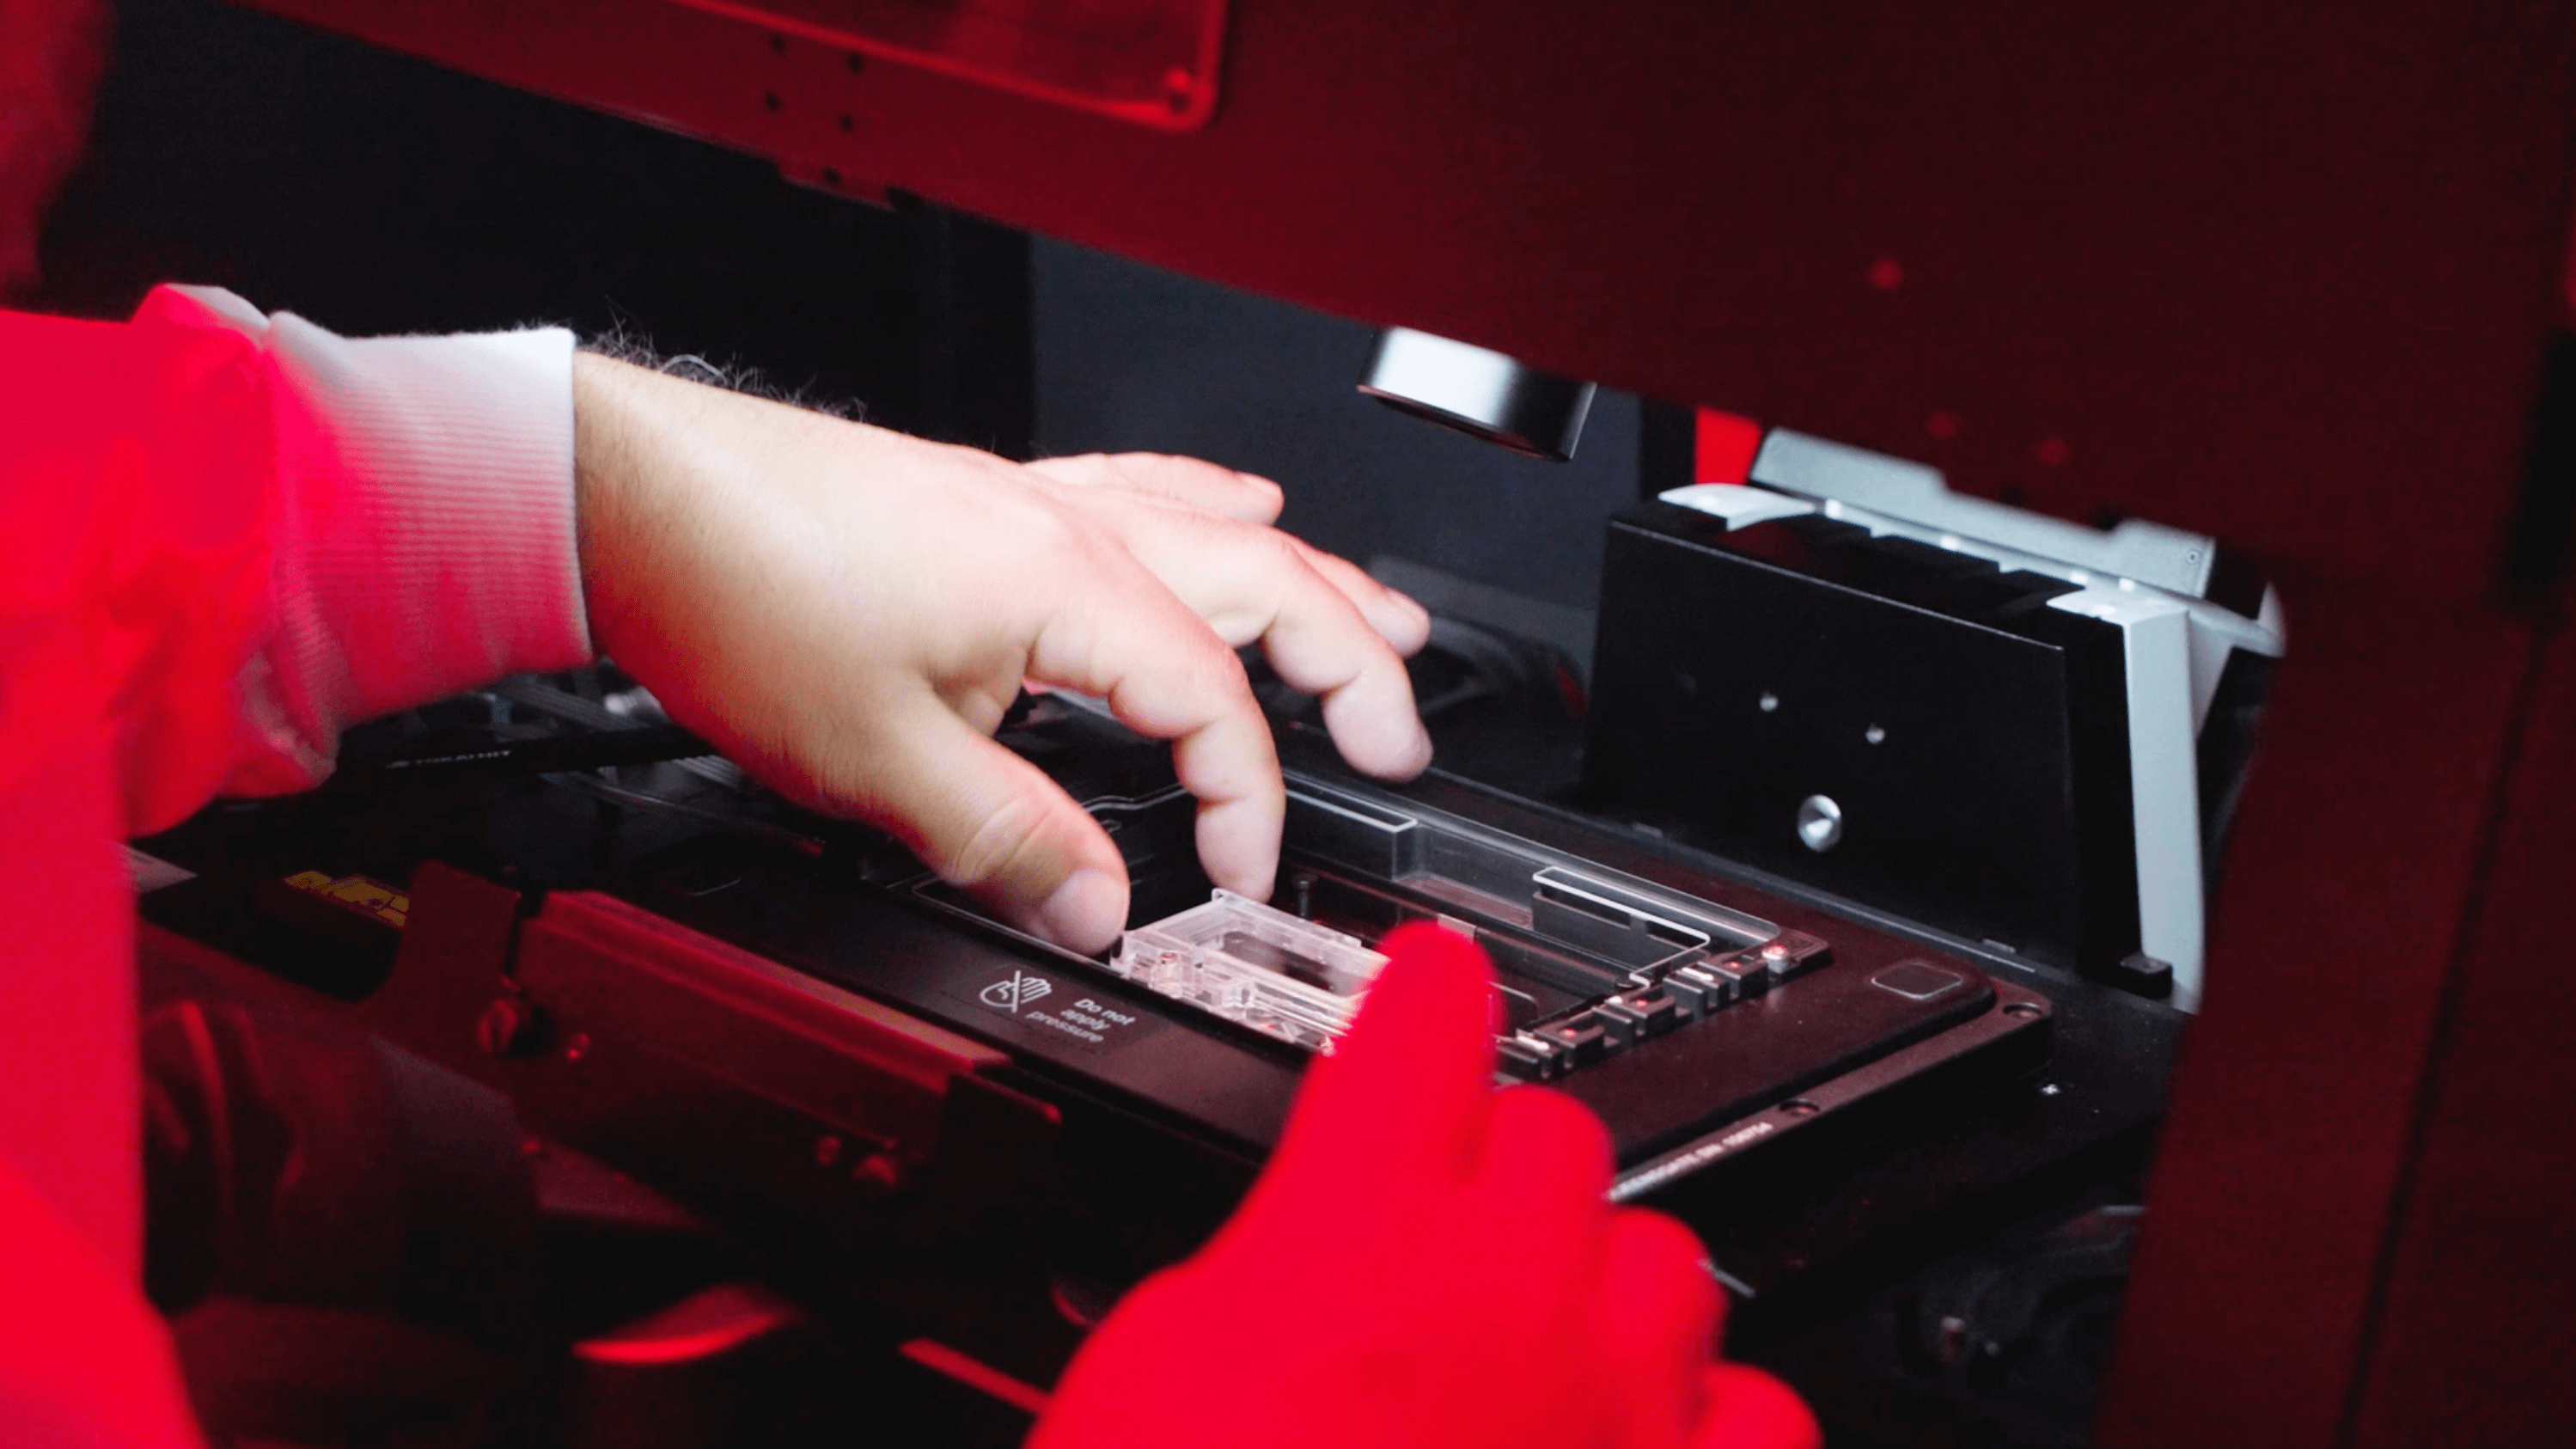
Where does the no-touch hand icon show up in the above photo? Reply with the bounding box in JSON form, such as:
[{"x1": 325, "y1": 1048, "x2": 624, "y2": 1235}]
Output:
[{"x1": 980, "y1": 970, "x2": 1053, "y2": 1013}]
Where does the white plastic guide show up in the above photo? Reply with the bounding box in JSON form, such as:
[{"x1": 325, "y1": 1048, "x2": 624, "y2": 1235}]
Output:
[
  {"x1": 1657, "y1": 430, "x2": 2285, "y2": 1008},
  {"x1": 2045, "y1": 588, "x2": 2207, "y2": 1006}
]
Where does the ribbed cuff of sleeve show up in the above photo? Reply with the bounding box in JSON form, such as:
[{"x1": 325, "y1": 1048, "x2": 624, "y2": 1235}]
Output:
[{"x1": 156, "y1": 285, "x2": 595, "y2": 778}]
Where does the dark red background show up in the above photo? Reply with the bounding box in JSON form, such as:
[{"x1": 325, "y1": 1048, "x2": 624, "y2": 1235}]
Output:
[{"x1": 217, "y1": 3, "x2": 2576, "y2": 1442}]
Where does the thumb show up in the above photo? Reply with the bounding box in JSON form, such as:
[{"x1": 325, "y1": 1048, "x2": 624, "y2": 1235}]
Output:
[{"x1": 869, "y1": 692, "x2": 1132, "y2": 953}]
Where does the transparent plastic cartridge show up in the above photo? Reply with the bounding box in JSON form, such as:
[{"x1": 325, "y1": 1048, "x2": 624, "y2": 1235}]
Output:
[{"x1": 1111, "y1": 890, "x2": 1388, "y2": 1050}]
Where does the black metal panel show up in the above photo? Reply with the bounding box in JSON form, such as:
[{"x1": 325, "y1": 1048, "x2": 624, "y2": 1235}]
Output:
[
  {"x1": 1560, "y1": 963, "x2": 1999, "y2": 1165},
  {"x1": 1584, "y1": 504, "x2": 2139, "y2": 973}
]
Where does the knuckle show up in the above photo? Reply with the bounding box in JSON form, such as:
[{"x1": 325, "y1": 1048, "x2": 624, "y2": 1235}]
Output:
[
  {"x1": 1007, "y1": 505, "x2": 1107, "y2": 586},
  {"x1": 1253, "y1": 525, "x2": 1306, "y2": 577},
  {"x1": 1490, "y1": 1086, "x2": 1614, "y2": 1174},
  {"x1": 1020, "y1": 494, "x2": 1084, "y2": 549},
  {"x1": 1229, "y1": 531, "x2": 1305, "y2": 622},
  {"x1": 1173, "y1": 625, "x2": 1254, "y2": 697},
  {"x1": 1066, "y1": 453, "x2": 1126, "y2": 488},
  {"x1": 1214, "y1": 668, "x2": 1270, "y2": 737},
  {"x1": 942, "y1": 789, "x2": 1061, "y2": 890}
]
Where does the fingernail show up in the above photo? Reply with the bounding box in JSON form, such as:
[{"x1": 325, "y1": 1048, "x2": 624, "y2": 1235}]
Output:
[{"x1": 1035, "y1": 868, "x2": 1125, "y2": 954}]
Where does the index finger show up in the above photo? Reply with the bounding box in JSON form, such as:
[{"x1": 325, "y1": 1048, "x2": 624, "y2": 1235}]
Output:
[
  {"x1": 1263, "y1": 923, "x2": 1499, "y2": 1193},
  {"x1": 1022, "y1": 566, "x2": 1285, "y2": 899}
]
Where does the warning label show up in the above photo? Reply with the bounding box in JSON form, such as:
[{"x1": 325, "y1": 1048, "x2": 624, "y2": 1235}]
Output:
[
  {"x1": 980, "y1": 970, "x2": 1053, "y2": 1012},
  {"x1": 955, "y1": 969, "x2": 1168, "y2": 1054}
]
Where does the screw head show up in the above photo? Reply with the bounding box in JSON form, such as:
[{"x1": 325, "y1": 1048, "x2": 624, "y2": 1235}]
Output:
[{"x1": 1796, "y1": 795, "x2": 1843, "y2": 853}]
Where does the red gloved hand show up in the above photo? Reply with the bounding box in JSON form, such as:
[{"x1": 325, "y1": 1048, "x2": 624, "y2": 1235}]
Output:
[{"x1": 1030, "y1": 923, "x2": 1822, "y2": 1449}]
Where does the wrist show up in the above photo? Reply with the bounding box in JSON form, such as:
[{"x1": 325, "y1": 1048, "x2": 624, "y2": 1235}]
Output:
[{"x1": 571, "y1": 351, "x2": 662, "y2": 664}]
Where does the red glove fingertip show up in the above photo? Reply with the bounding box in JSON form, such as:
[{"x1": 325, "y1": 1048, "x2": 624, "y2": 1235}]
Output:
[
  {"x1": 1265, "y1": 920, "x2": 1497, "y2": 1189},
  {"x1": 1336, "y1": 922, "x2": 1496, "y2": 1081},
  {"x1": 1689, "y1": 1362, "x2": 1825, "y2": 1449},
  {"x1": 1376, "y1": 919, "x2": 1490, "y2": 967}
]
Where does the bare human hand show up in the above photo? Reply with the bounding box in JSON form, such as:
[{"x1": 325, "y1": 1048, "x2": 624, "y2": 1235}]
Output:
[{"x1": 568, "y1": 353, "x2": 1431, "y2": 952}]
